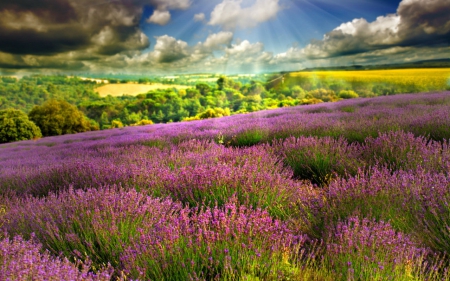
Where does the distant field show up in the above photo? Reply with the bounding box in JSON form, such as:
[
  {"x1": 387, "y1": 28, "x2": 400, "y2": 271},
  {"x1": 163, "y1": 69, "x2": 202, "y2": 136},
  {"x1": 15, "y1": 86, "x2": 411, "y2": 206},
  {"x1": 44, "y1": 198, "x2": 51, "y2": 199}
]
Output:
[
  {"x1": 290, "y1": 68, "x2": 450, "y2": 92},
  {"x1": 95, "y1": 83, "x2": 190, "y2": 97}
]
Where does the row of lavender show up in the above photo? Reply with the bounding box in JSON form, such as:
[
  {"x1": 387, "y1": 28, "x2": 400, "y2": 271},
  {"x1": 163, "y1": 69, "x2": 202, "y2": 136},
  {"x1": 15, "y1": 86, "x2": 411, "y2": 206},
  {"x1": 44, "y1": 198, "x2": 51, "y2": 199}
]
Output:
[{"x1": 1, "y1": 92, "x2": 450, "y2": 280}]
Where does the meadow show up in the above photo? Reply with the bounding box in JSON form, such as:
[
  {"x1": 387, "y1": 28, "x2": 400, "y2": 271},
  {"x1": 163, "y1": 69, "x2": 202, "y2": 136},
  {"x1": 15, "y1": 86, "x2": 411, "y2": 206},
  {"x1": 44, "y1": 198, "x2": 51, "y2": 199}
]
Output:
[{"x1": 1, "y1": 91, "x2": 450, "y2": 280}]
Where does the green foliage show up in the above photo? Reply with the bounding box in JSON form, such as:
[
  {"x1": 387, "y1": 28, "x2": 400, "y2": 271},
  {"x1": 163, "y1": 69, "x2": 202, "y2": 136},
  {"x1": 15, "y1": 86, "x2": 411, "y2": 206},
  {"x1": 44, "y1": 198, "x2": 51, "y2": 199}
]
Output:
[
  {"x1": 28, "y1": 100, "x2": 93, "y2": 136},
  {"x1": 0, "y1": 75, "x2": 99, "y2": 112},
  {"x1": 338, "y1": 90, "x2": 359, "y2": 99},
  {"x1": 133, "y1": 119, "x2": 154, "y2": 126},
  {"x1": 291, "y1": 85, "x2": 306, "y2": 99},
  {"x1": 282, "y1": 138, "x2": 360, "y2": 186},
  {"x1": 285, "y1": 151, "x2": 335, "y2": 186},
  {"x1": 339, "y1": 106, "x2": 356, "y2": 113},
  {"x1": 307, "y1": 89, "x2": 338, "y2": 102},
  {"x1": 0, "y1": 109, "x2": 42, "y2": 143},
  {"x1": 197, "y1": 108, "x2": 230, "y2": 119},
  {"x1": 227, "y1": 129, "x2": 268, "y2": 147},
  {"x1": 111, "y1": 120, "x2": 124, "y2": 128},
  {"x1": 195, "y1": 83, "x2": 211, "y2": 96}
]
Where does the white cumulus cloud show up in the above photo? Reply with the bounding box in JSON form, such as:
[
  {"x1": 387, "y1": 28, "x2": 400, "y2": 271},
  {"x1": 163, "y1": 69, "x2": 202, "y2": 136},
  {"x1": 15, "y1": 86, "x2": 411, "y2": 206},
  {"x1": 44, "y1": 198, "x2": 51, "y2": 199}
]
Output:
[
  {"x1": 149, "y1": 0, "x2": 191, "y2": 10},
  {"x1": 194, "y1": 13, "x2": 206, "y2": 22},
  {"x1": 147, "y1": 10, "x2": 171, "y2": 25},
  {"x1": 201, "y1": 31, "x2": 234, "y2": 50},
  {"x1": 209, "y1": 0, "x2": 282, "y2": 29}
]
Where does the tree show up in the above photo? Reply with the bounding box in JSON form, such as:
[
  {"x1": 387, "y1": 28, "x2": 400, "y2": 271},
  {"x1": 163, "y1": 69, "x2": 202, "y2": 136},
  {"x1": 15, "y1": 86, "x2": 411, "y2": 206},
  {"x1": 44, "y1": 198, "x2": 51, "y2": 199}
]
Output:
[
  {"x1": 99, "y1": 112, "x2": 110, "y2": 129},
  {"x1": 196, "y1": 83, "x2": 211, "y2": 96},
  {"x1": 28, "y1": 99, "x2": 92, "y2": 136},
  {"x1": 292, "y1": 86, "x2": 306, "y2": 99},
  {"x1": 217, "y1": 76, "x2": 235, "y2": 91},
  {"x1": 0, "y1": 109, "x2": 42, "y2": 143}
]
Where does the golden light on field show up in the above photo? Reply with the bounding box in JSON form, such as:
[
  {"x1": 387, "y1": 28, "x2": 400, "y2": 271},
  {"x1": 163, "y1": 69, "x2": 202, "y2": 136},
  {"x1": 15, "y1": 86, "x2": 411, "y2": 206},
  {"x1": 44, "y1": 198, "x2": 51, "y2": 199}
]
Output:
[
  {"x1": 290, "y1": 68, "x2": 450, "y2": 93},
  {"x1": 95, "y1": 83, "x2": 190, "y2": 97}
]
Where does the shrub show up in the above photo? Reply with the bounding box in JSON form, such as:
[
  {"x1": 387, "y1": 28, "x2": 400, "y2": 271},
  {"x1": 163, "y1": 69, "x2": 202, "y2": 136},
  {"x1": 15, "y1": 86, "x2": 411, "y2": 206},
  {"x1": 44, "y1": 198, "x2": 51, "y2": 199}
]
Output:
[
  {"x1": 111, "y1": 119, "x2": 124, "y2": 128},
  {"x1": 3, "y1": 187, "x2": 181, "y2": 272},
  {"x1": 362, "y1": 131, "x2": 449, "y2": 173},
  {"x1": 278, "y1": 136, "x2": 362, "y2": 186},
  {"x1": 121, "y1": 197, "x2": 304, "y2": 280},
  {"x1": 226, "y1": 128, "x2": 268, "y2": 147},
  {"x1": 323, "y1": 217, "x2": 434, "y2": 281},
  {"x1": 0, "y1": 235, "x2": 114, "y2": 280},
  {"x1": 338, "y1": 90, "x2": 359, "y2": 99},
  {"x1": 133, "y1": 119, "x2": 154, "y2": 126},
  {"x1": 307, "y1": 89, "x2": 338, "y2": 102}
]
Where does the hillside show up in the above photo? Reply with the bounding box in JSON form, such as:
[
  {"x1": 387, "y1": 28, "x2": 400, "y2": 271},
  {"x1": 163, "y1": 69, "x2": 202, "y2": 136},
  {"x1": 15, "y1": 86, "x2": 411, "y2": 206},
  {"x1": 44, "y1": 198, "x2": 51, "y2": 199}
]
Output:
[{"x1": 1, "y1": 92, "x2": 450, "y2": 280}]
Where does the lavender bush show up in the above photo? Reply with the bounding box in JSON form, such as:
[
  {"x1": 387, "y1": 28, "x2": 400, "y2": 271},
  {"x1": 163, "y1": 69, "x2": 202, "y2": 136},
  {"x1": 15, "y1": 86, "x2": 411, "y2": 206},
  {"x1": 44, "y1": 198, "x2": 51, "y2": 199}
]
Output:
[
  {"x1": 323, "y1": 217, "x2": 438, "y2": 281},
  {"x1": 274, "y1": 136, "x2": 362, "y2": 185},
  {"x1": 121, "y1": 197, "x2": 304, "y2": 280},
  {"x1": 0, "y1": 234, "x2": 115, "y2": 281},
  {"x1": 3, "y1": 187, "x2": 182, "y2": 272},
  {"x1": 362, "y1": 130, "x2": 450, "y2": 173}
]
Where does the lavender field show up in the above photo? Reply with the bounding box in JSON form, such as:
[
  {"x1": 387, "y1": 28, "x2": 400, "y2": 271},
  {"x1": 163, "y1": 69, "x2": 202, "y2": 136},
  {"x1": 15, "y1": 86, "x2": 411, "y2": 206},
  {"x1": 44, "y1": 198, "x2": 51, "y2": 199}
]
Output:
[{"x1": 1, "y1": 92, "x2": 450, "y2": 280}]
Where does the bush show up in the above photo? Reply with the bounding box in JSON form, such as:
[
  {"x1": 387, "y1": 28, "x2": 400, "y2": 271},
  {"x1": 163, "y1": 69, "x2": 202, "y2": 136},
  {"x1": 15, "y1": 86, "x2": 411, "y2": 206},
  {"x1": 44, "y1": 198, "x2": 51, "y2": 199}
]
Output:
[
  {"x1": 133, "y1": 119, "x2": 154, "y2": 126},
  {"x1": 197, "y1": 108, "x2": 231, "y2": 119},
  {"x1": 338, "y1": 90, "x2": 359, "y2": 99},
  {"x1": 0, "y1": 235, "x2": 114, "y2": 280},
  {"x1": 0, "y1": 109, "x2": 42, "y2": 143},
  {"x1": 323, "y1": 217, "x2": 432, "y2": 281},
  {"x1": 278, "y1": 136, "x2": 362, "y2": 186},
  {"x1": 307, "y1": 89, "x2": 338, "y2": 102},
  {"x1": 111, "y1": 119, "x2": 124, "y2": 128},
  {"x1": 122, "y1": 197, "x2": 302, "y2": 280}
]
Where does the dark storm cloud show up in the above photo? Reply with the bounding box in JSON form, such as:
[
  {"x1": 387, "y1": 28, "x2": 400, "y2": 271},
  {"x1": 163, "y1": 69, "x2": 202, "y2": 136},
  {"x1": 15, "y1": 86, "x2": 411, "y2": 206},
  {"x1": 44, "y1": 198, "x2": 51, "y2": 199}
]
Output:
[
  {"x1": 299, "y1": 0, "x2": 450, "y2": 59},
  {"x1": 0, "y1": 0, "x2": 78, "y2": 22},
  {"x1": 0, "y1": 52, "x2": 87, "y2": 70},
  {"x1": 397, "y1": 0, "x2": 450, "y2": 46},
  {"x1": 0, "y1": 0, "x2": 149, "y2": 56},
  {"x1": 0, "y1": 26, "x2": 90, "y2": 55}
]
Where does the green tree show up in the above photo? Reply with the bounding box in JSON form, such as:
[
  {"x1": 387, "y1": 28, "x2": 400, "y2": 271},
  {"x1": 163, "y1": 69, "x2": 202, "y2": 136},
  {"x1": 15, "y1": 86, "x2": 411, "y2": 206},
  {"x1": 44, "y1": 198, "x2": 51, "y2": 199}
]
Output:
[
  {"x1": 100, "y1": 112, "x2": 110, "y2": 129},
  {"x1": 28, "y1": 99, "x2": 92, "y2": 136},
  {"x1": 0, "y1": 109, "x2": 42, "y2": 143},
  {"x1": 292, "y1": 85, "x2": 306, "y2": 99},
  {"x1": 217, "y1": 76, "x2": 237, "y2": 91},
  {"x1": 196, "y1": 83, "x2": 212, "y2": 96}
]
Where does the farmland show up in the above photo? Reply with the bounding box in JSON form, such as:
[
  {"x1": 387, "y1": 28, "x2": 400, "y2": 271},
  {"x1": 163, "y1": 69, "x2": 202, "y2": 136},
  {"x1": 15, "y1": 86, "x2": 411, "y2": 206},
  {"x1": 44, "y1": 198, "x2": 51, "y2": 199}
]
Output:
[
  {"x1": 1, "y1": 91, "x2": 450, "y2": 280},
  {"x1": 286, "y1": 68, "x2": 450, "y2": 95},
  {"x1": 95, "y1": 83, "x2": 190, "y2": 97}
]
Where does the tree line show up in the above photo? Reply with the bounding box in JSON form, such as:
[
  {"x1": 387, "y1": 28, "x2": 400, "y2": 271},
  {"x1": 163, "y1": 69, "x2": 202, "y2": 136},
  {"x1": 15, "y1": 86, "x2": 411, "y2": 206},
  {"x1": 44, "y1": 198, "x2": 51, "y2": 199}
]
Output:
[{"x1": 0, "y1": 74, "x2": 362, "y2": 143}]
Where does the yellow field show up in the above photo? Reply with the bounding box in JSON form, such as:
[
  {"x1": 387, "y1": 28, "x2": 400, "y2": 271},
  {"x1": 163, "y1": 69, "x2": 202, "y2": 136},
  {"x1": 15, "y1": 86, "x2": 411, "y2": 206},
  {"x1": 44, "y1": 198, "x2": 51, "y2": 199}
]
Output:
[
  {"x1": 290, "y1": 68, "x2": 450, "y2": 92},
  {"x1": 95, "y1": 83, "x2": 190, "y2": 97}
]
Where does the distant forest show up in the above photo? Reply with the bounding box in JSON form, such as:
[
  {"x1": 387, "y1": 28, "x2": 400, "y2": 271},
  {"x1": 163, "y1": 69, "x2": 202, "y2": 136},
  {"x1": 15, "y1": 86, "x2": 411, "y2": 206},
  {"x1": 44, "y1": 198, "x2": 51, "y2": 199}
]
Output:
[{"x1": 1, "y1": 69, "x2": 449, "y2": 131}]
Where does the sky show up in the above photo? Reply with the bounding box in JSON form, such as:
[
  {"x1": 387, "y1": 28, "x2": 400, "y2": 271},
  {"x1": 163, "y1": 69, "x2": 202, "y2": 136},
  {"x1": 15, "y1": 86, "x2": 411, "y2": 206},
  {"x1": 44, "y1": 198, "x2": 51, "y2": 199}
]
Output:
[{"x1": 0, "y1": 0, "x2": 449, "y2": 75}]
